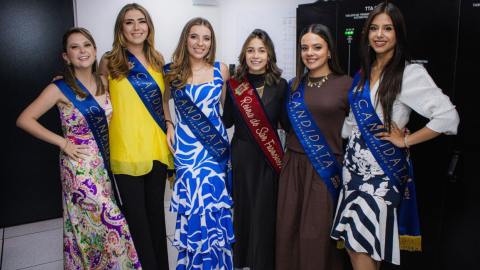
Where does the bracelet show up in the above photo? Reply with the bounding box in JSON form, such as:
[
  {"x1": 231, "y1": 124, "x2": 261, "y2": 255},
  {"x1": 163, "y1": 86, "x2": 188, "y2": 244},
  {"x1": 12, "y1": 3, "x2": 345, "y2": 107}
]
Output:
[
  {"x1": 61, "y1": 140, "x2": 69, "y2": 152},
  {"x1": 165, "y1": 119, "x2": 175, "y2": 128},
  {"x1": 404, "y1": 134, "x2": 410, "y2": 148}
]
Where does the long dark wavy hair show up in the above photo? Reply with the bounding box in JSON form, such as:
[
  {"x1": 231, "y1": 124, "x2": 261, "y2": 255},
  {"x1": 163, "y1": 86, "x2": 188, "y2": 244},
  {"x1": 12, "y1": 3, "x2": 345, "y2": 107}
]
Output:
[
  {"x1": 62, "y1": 27, "x2": 104, "y2": 98},
  {"x1": 291, "y1": 24, "x2": 344, "y2": 90},
  {"x1": 105, "y1": 3, "x2": 164, "y2": 80},
  {"x1": 165, "y1": 17, "x2": 216, "y2": 89},
  {"x1": 357, "y1": 2, "x2": 410, "y2": 130},
  {"x1": 233, "y1": 29, "x2": 282, "y2": 85}
]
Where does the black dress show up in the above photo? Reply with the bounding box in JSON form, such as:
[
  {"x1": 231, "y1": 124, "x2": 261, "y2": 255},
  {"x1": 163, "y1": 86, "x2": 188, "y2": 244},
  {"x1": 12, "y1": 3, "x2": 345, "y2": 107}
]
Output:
[{"x1": 223, "y1": 73, "x2": 290, "y2": 270}]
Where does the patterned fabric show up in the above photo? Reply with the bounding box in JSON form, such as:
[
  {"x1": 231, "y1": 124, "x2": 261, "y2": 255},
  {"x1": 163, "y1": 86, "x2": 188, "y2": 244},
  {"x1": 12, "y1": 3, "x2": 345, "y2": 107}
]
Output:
[
  {"x1": 169, "y1": 62, "x2": 235, "y2": 270},
  {"x1": 331, "y1": 128, "x2": 402, "y2": 265},
  {"x1": 58, "y1": 93, "x2": 142, "y2": 270}
]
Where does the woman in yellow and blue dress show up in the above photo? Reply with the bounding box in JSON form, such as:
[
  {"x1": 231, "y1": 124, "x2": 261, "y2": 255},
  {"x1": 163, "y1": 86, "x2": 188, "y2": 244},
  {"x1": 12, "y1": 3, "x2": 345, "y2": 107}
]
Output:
[{"x1": 99, "y1": 3, "x2": 174, "y2": 270}]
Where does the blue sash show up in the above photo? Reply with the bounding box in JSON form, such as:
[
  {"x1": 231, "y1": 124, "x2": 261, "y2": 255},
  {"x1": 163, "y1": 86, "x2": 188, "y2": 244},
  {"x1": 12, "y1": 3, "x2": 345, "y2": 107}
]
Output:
[
  {"x1": 54, "y1": 79, "x2": 116, "y2": 191},
  {"x1": 287, "y1": 77, "x2": 342, "y2": 207},
  {"x1": 126, "y1": 51, "x2": 167, "y2": 133},
  {"x1": 349, "y1": 71, "x2": 421, "y2": 251},
  {"x1": 164, "y1": 64, "x2": 232, "y2": 194}
]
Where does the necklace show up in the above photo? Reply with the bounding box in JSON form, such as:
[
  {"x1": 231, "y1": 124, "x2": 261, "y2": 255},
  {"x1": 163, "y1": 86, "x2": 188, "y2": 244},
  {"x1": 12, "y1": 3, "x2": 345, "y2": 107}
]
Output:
[
  {"x1": 307, "y1": 71, "x2": 331, "y2": 88},
  {"x1": 192, "y1": 62, "x2": 206, "y2": 72},
  {"x1": 192, "y1": 65, "x2": 209, "y2": 76}
]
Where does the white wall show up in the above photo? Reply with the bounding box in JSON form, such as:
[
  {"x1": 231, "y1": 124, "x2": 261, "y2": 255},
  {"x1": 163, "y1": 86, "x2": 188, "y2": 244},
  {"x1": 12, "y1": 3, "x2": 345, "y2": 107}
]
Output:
[
  {"x1": 75, "y1": 0, "x2": 312, "y2": 66},
  {"x1": 75, "y1": 0, "x2": 220, "y2": 62},
  {"x1": 219, "y1": 0, "x2": 310, "y2": 75}
]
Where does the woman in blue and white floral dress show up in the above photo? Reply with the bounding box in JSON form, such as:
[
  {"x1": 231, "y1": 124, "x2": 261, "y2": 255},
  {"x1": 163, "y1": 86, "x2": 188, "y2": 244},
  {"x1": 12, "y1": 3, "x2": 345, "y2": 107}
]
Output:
[
  {"x1": 330, "y1": 3, "x2": 459, "y2": 269},
  {"x1": 163, "y1": 17, "x2": 234, "y2": 270}
]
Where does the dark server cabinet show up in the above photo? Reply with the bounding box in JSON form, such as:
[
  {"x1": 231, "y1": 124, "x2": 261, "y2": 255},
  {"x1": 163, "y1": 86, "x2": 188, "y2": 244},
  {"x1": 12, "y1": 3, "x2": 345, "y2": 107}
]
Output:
[
  {"x1": 297, "y1": 0, "x2": 477, "y2": 269},
  {"x1": 436, "y1": 1, "x2": 480, "y2": 269},
  {"x1": 0, "y1": 0, "x2": 74, "y2": 227}
]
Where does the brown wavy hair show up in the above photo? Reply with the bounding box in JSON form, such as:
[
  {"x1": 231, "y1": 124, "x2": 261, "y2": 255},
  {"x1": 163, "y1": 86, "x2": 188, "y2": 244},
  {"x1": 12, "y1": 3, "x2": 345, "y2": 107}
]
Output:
[
  {"x1": 291, "y1": 24, "x2": 344, "y2": 90},
  {"x1": 357, "y1": 2, "x2": 410, "y2": 131},
  {"x1": 165, "y1": 17, "x2": 216, "y2": 89},
  {"x1": 233, "y1": 29, "x2": 282, "y2": 85},
  {"x1": 62, "y1": 27, "x2": 104, "y2": 98},
  {"x1": 104, "y1": 3, "x2": 164, "y2": 80}
]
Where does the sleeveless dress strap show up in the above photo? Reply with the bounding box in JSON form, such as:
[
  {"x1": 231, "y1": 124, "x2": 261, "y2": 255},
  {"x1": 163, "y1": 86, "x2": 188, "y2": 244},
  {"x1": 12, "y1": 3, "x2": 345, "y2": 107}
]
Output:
[{"x1": 213, "y1": 62, "x2": 222, "y2": 86}]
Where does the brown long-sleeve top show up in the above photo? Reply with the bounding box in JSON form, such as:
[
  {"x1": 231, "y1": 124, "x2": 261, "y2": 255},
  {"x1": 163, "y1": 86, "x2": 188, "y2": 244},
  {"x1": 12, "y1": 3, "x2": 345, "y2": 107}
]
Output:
[{"x1": 287, "y1": 73, "x2": 353, "y2": 159}]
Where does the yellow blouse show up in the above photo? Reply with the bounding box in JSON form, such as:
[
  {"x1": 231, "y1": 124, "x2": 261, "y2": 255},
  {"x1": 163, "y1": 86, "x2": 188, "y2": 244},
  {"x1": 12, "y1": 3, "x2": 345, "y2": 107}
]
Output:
[{"x1": 108, "y1": 67, "x2": 174, "y2": 176}]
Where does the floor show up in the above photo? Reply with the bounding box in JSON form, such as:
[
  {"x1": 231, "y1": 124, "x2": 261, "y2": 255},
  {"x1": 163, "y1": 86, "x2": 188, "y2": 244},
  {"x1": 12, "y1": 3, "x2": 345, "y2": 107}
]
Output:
[{"x1": 0, "y1": 182, "x2": 179, "y2": 270}]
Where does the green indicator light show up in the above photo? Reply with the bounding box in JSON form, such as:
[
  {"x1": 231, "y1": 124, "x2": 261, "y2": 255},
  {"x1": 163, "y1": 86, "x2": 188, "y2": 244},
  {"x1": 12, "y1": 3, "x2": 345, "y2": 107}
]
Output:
[{"x1": 345, "y1": 31, "x2": 348, "y2": 35}]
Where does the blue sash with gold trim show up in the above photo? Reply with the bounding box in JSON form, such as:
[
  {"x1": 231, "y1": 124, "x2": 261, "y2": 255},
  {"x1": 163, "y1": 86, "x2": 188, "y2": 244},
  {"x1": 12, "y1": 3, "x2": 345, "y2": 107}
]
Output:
[
  {"x1": 349, "y1": 71, "x2": 421, "y2": 251},
  {"x1": 165, "y1": 64, "x2": 232, "y2": 193},
  {"x1": 54, "y1": 79, "x2": 115, "y2": 189},
  {"x1": 126, "y1": 51, "x2": 167, "y2": 133},
  {"x1": 287, "y1": 77, "x2": 342, "y2": 207}
]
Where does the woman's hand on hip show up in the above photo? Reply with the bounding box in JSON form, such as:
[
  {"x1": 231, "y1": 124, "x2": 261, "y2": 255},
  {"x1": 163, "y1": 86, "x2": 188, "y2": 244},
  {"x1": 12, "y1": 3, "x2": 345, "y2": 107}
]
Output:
[{"x1": 375, "y1": 121, "x2": 407, "y2": 148}]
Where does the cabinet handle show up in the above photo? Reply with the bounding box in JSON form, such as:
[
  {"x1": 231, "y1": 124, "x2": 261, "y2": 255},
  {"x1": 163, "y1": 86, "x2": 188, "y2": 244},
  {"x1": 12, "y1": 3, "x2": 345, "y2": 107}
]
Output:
[{"x1": 447, "y1": 151, "x2": 460, "y2": 182}]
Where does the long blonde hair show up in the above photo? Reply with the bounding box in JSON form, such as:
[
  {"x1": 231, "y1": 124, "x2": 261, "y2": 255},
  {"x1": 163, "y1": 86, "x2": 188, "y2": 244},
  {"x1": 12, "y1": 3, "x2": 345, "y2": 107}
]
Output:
[
  {"x1": 165, "y1": 17, "x2": 216, "y2": 89},
  {"x1": 62, "y1": 27, "x2": 104, "y2": 98},
  {"x1": 105, "y1": 3, "x2": 164, "y2": 80}
]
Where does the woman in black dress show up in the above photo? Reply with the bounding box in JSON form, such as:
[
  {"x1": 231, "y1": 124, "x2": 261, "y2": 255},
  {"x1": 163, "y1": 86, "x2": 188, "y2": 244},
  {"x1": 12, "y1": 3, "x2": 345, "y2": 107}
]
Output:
[{"x1": 223, "y1": 29, "x2": 290, "y2": 270}]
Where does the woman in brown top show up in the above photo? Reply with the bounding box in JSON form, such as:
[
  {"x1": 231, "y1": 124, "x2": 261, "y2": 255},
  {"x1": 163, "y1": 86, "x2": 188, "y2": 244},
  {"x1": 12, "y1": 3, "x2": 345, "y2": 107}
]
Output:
[{"x1": 275, "y1": 24, "x2": 352, "y2": 270}]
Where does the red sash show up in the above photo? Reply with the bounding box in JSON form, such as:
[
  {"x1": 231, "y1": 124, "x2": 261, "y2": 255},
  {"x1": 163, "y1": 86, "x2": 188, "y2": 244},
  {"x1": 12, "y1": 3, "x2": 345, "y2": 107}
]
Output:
[{"x1": 228, "y1": 77, "x2": 284, "y2": 176}]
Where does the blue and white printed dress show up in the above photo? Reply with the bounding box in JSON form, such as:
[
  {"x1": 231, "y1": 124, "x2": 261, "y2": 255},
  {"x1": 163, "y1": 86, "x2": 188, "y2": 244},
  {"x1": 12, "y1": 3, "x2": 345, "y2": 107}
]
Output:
[
  {"x1": 331, "y1": 64, "x2": 460, "y2": 266},
  {"x1": 170, "y1": 62, "x2": 234, "y2": 270}
]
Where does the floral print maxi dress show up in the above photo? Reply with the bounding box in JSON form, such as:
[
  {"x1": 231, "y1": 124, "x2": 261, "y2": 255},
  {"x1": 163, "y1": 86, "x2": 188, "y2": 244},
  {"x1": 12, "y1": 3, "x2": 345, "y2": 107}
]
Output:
[{"x1": 58, "y1": 93, "x2": 141, "y2": 270}]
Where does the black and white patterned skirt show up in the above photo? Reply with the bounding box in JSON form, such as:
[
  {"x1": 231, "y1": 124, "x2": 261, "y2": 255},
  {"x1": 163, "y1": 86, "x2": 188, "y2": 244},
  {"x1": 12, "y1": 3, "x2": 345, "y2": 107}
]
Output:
[{"x1": 331, "y1": 128, "x2": 402, "y2": 265}]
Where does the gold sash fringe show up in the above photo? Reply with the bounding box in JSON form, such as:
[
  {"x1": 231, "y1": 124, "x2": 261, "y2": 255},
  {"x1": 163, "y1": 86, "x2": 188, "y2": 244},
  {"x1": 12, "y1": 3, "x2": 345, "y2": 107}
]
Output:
[
  {"x1": 337, "y1": 240, "x2": 345, "y2": 249},
  {"x1": 399, "y1": 235, "x2": 422, "y2": 251},
  {"x1": 168, "y1": 173, "x2": 176, "y2": 189},
  {"x1": 336, "y1": 235, "x2": 422, "y2": 252}
]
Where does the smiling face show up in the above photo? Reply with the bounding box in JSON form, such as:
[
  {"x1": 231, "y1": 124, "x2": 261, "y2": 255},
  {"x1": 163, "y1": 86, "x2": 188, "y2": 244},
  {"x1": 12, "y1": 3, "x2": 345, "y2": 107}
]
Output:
[
  {"x1": 245, "y1": 38, "x2": 269, "y2": 74},
  {"x1": 301, "y1": 32, "x2": 330, "y2": 76},
  {"x1": 186, "y1": 25, "x2": 212, "y2": 61},
  {"x1": 368, "y1": 12, "x2": 397, "y2": 59},
  {"x1": 122, "y1": 9, "x2": 148, "y2": 46},
  {"x1": 62, "y1": 32, "x2": 97, "y2": 69}
]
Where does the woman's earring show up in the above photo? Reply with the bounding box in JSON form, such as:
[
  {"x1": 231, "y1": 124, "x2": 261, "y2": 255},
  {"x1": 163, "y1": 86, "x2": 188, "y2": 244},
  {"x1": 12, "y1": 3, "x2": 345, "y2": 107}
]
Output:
[
  {"x1": 266, "y1": 61, "x2": 270, "y2": 70},
  {"x1": 328, "y1": 55, "x2": 331, "y2": 59}
]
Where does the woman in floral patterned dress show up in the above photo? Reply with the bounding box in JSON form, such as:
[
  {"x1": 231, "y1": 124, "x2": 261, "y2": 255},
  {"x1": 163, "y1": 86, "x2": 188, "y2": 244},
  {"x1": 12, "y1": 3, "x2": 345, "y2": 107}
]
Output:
[
  {"x1": 330, "y1": 3, "x2": 459, "y2": 269},
  {"x1": 17, "y1": 27, "x2": 141, "y2": 269}
]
